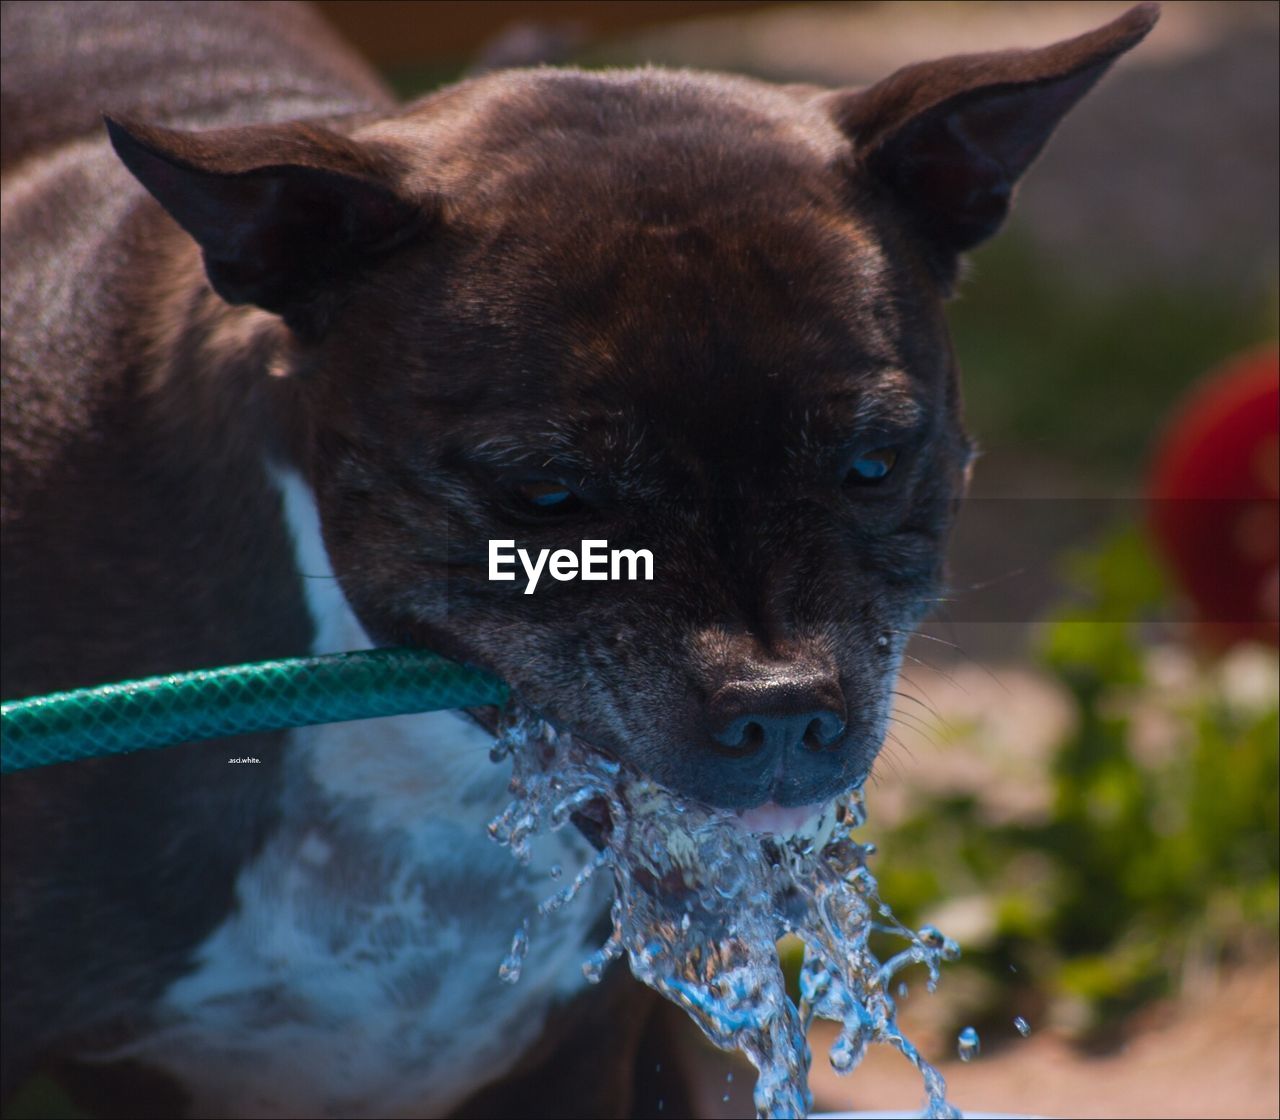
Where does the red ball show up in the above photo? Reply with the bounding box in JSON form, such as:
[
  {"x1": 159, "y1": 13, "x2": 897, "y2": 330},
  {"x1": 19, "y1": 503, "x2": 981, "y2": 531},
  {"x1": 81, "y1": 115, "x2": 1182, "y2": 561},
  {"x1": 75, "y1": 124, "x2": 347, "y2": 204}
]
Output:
[{"x1": 1147, "y1": 346, "x2": 1279, "y2": 647}]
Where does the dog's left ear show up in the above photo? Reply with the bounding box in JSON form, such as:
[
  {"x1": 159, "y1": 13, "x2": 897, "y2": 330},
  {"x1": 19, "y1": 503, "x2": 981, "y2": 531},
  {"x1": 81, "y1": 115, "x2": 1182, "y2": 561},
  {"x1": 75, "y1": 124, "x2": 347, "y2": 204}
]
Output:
[
  {"x1": 828, "y1": 3, "x2": 1158, "y2": 283},
  {"x1": 105, "y1": 117, "x2": 424, "y2": 335}
]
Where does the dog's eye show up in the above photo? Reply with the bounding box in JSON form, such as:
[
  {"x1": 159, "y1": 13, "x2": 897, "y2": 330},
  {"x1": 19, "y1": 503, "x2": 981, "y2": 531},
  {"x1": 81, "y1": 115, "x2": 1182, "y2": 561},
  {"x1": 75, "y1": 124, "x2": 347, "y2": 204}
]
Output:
[
  {"x1": 515, "y1": 479, "x2": 583, "y2": 513},
  {"x1": 845, "y1": 448, "x2": 898, "y2": 484}
]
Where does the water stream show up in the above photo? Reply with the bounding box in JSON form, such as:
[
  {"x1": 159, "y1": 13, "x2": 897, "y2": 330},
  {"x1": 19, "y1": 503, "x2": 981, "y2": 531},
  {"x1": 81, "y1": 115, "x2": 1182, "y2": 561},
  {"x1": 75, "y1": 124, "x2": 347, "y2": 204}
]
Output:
[{"x1": 486, "y1": 705, "x2": 963, "y2": 1119}]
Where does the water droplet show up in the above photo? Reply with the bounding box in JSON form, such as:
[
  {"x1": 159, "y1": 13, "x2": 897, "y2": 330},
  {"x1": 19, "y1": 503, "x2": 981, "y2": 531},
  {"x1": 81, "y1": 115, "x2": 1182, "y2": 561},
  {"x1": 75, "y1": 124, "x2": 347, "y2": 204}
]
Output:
[
  {"x1": 1014, "y1": 1015, "x2": 1031, "y2": 1037},
  {"x1": 957, "y1": 1026, "x2": 980, "y2": 1062},
  {"x1": 896, "y1": 982, "x2": 909, "y2": 999},
  {"x1": 829, "y1": 1031, "x2": 865, "y2": 1074},
  {"x1": 918, "y1": 924, "x2": 945, "y2": 949},
  {"x1": 549, "y1": 863, "x2": 563, "y2": 880},
  {"x1": 722, "y1": 1093, "x2": 730, "y2": 1103},
  {"x1": 726, "y1": 1072, "x2": 733, "y2": 1084},
  {"x1": 829, "y1": 1037, "x2": 855, "y2": 1073},
  {"x1": 583, "y1": 930, "x2": 622, "y2": 984},
  {"x1": 849, "y1": 867, "x2": 876, "y2": 894},
  {"x1": 498, "y1": 921, "x2": 529, "y2": 984},
  {"x1": 654, "y1": 1063, "x2": 662, "y2": 1073}
]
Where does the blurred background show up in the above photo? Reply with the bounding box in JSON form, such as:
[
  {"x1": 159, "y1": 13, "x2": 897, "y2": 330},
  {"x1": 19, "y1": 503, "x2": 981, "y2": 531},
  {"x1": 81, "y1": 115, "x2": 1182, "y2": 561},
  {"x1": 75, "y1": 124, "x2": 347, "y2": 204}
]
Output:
[{"x1": 304, "y1": 3, "x2": 1278, "y2": 1118}]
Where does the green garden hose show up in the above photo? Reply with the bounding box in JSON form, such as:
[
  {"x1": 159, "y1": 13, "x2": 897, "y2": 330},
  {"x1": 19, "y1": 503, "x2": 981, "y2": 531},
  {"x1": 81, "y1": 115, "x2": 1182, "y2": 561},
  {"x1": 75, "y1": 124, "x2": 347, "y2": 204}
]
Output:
[{"x1": 0, "y1": 648, "x2": 510, "y2": 774}]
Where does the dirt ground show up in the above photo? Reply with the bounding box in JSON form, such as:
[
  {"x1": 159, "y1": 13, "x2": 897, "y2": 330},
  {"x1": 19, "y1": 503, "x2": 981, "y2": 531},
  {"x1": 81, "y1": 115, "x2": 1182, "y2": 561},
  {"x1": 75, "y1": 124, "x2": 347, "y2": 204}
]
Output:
[{"x1": 808, "y1": 957, "x2": 1280, "y2": 1120}]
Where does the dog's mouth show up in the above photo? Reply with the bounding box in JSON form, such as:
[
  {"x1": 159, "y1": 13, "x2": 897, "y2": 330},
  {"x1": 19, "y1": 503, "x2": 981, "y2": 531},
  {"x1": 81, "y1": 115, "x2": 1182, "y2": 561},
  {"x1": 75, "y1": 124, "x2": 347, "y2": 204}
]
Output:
[
  {"x1": 466, "y1": 701, "x2": 838, "y2": 851},
  {"x1": 734, "y1": 800, "x2": 836, "y2": 841},
  {"x1": 540, "y1": 786, "x2": 837, "y2": 854}
]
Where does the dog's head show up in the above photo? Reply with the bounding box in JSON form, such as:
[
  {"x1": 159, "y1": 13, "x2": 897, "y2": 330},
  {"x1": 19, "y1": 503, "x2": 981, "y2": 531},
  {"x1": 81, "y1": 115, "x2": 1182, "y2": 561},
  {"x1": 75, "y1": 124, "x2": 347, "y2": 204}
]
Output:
[{"x1": 109, "y1": 6, "x2": 1156, "y2": 813}]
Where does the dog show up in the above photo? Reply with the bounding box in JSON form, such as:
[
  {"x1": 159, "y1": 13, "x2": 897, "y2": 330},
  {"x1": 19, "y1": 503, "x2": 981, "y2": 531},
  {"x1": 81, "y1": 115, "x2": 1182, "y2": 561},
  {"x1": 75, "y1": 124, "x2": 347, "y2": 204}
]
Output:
[{"x1": 0, "y1": 2, "x2": 1157, "y2": 1116}]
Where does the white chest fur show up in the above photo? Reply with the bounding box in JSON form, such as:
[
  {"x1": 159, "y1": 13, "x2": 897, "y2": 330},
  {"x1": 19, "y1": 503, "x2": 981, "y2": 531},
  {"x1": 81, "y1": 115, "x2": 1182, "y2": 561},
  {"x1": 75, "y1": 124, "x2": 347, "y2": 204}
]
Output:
[{"x1": 113, "y1": 468, "x2": 605, "y2": 1118}]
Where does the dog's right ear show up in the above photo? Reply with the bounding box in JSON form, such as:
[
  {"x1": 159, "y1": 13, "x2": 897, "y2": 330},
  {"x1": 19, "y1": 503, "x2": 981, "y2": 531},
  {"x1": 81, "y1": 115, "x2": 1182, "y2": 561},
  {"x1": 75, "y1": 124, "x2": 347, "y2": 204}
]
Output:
[
  {"x1": 825, "y1": 3, "x2": 1158, "y2": 287},
  {"x1": 105, "y1": 117, "x2": 426, "y2": 334}
]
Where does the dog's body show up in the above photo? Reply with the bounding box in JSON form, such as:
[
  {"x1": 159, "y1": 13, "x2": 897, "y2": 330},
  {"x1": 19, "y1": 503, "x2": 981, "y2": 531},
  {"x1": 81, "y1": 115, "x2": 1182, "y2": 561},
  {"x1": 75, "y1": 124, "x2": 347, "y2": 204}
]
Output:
[
  {"x1": 1, "y1": 2, "x2": 1156, "y2": 1115},
  {"x1": 3, "y1": 6, "x2": 635, "y2": 1115}
]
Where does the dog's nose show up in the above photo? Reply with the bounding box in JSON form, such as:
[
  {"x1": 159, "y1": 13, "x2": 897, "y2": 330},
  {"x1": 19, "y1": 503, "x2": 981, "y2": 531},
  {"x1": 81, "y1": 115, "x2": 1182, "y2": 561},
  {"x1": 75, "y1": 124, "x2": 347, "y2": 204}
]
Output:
[{"x1": 709, "y1": 671, "x2": 846, "y2": 757}]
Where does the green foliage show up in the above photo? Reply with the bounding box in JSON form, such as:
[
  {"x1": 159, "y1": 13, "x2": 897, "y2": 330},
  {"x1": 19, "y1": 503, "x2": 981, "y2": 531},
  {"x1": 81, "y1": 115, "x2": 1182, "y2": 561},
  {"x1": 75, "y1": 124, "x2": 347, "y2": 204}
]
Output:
[
  {"x1": 867, "y1": 525, "x2": 1280, "y2": 1038},
  {"x1": 951, "y1": 236, "x2": 1277, "y2": 477}
]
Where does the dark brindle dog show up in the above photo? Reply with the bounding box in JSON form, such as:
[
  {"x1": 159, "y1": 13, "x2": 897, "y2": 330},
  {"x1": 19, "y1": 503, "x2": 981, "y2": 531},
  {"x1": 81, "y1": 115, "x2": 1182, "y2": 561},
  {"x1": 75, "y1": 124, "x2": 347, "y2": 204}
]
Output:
[{"x1": 1, "y1": 2, "x2": 1156, "y2": 1115}]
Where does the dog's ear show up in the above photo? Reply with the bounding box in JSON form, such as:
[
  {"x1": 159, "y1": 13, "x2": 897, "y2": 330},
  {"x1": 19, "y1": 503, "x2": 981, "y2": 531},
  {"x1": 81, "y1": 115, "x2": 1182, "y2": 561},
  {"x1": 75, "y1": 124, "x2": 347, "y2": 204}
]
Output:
[
  {"x1": 827, "y1": 3, "x2": 1158, "y2": 283},
  {"x1": 105, "y1": 117, "x2": 424, "y2": 333}
]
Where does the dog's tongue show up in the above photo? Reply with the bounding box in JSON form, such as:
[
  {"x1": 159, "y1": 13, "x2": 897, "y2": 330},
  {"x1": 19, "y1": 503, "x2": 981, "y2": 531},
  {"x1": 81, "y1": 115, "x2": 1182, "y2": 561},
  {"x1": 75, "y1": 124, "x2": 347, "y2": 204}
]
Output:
[{"x1": 737, "y1": 801, "x2": 831, "y2": 839}]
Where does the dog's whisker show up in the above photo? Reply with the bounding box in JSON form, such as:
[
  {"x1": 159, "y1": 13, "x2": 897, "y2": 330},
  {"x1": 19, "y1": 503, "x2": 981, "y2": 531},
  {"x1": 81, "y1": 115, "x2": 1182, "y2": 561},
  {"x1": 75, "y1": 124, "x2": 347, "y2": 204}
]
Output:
[
  {"x1": 897, "y1": 630, "x2": 961, "y2": 652},
  {"x1": 887, "y1": 714, "x2": 939, "y2": 749},
  {"x1": 898, "y1": 653, "x2": 969, "y2": 696},
  {"x1": 873, "y1": 759, "x2": 901, "y2": 784},
  {"x1": 889, "y1": 689, "x2": 949, "y2": 732},
  {"x1": 892, "y1": 674, "x2": 945, "y2": 711},
  {"x1": 949, "y1": 566, "x2": 1028, "y2": 594},
  {"x1": 876, "y1": 731, "x2": 912, "y2": 773},
  {"x1": 886, "y1": 712, "x2": 946, "y2": 747},
  {"x1": 886, "y1": 718, "x2": 939, "y2": 749},
  {"x1": 897, "y1": 626, "x2": 1012, "y2": 697},
  {"x1": 886, "y1": 709, "x2": 938, "y2": 740},
  {"x1": 927, "y1": 619, "x2": 1014, "y2": 696}
]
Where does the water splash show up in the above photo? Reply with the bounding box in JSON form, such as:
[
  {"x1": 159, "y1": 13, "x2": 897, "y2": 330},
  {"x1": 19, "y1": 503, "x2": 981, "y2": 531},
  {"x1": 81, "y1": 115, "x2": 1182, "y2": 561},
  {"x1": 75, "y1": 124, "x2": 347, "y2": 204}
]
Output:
[
  {"x1": 1014, "y1": 1015, "x2": 1031, "y2": 1038},
  {"x1": 487, "y1": 706, "x2": 963, "y2": 1119}
]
